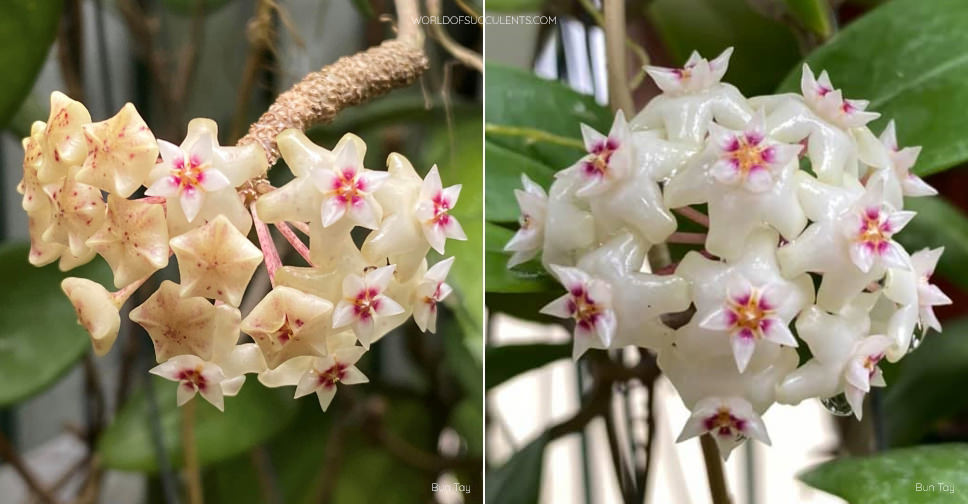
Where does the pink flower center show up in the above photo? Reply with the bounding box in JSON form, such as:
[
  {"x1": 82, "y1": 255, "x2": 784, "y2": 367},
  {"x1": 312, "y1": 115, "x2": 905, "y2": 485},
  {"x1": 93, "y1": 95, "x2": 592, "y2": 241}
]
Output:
[
  {"x1": 177, "y1": 366, "x2": 208, "y2": 391},
  {"x1": 858, "y1": 207, "x2": 892, "y2": 253},
  {"x1": 353, "y1": 287, "x2": 382, "y2": 321},
  {"x1": 431, "y1": 191, "x2": 452, "y2": 227},
  {"x1": 271, "y1": 315, "x2": 304, "y2": 345},
  {"x1": 331, "y1": 167, "x2": 367, "y2": 206},
  {"x1": 582, "y1": 138, "x2": 619, "y2": 178},
  {"x1": 726, "y1": 288, "x2": 773, "y2": 339},
  {"x1": 316, "y1": 363, "x2": 347, "y2": 389},
  {"x1": 863, "y1": 353, "x2": 884, "y2": 378},
  {"x1": 725, "y1": 133, "x2": 772, "y2": 177},
  {"x1": 567, "y1": 285, "x2": 603, "y2": 332},
  {"x1": 171, "y1": 154, "x2": 208, "y2": 194},
  {"x1": 703, "y1": 407, "x2": 747, "y2": 438}
]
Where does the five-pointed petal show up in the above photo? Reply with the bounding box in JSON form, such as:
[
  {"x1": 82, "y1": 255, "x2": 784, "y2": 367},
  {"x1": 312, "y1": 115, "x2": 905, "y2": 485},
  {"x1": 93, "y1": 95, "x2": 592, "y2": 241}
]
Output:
[
  {"x1": 332, "y1": 264, "x2": 406, "y2": 348},
  {"x1": 86, "y1": 195, "x2": 169, "y2": 288},
  {"x1": 77, "y1": 103, "x2": 159, "y2": 197}
]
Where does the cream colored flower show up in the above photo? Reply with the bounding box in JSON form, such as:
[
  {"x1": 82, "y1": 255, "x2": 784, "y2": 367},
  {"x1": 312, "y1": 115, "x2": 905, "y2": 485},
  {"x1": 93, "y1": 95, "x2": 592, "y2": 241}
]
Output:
[
  {"x1": 78, "y1": 103, "x2": 159, "y2": 197},
  {"x1": 36, "y1": 91, "x2": 91, "y2": 184},
  {"x1": 169, "y1": 215, "x2": 263, "y2": 307},
  {"x1": 129, "y1": 280, "x2": 218, "y2": 362},
  {"x1": 41, "y1": 174, "x2": 106, "y2": 261},
  {"x1": 62, "y1": 278, "x2": 123, "y2": 356},
  {"x1": 86, "y1": 195, "x2": 169, "y2": 288},
  {"x1": 241, "y1": 286, "x2": 334, "y2": 369}
]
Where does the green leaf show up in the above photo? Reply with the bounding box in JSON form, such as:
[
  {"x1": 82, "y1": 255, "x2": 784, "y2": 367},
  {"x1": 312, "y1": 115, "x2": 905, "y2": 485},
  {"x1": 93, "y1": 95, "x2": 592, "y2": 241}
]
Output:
[
  {"x1": 0, "y1": 1, "x2": 63, "y2": 128},
  {"x1": 484, "y1": 63, "x2": 609, "y2": 170},
  {"x1": 486, "y1": 433, "x2": 549, "y2": 504},
  {"x1": 799, "y1": 444, "x2": 968, "y2": 503},
  {"x1": 0, "y1": 242, "x2": 111, "y2": 406},
  {"x1": 486, "y1": 343, "x2": 571, "y2": 389},
  {"x1": 485, "y1": 223, "x2": 557, "y2": 294},
  {"x1": 782, "y1": 0, "x2": 835, "y2": 39},
  {"x1": 485, "y1": 142, "x2": 554, "y2": 224},
  {"x1": 777, "y1": 0, "x2": 968, "y2": 176},
  {"x1": 883, "y1": 318, "x2": 968, "y2": 446},
  {"x1": 896, "y1": 196, "x2": 968, "y2": 292},
  {"x1": 97, "y1": 377, "x2": 298, "y2": 473},
  {"x1": 648, "y1": 0, "x2": 801, "y2": 95}
]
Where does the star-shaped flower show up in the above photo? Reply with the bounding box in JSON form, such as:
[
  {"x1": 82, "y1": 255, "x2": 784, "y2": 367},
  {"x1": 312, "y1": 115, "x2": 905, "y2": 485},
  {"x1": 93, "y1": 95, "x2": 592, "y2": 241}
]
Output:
[
  {"x1": 313, "y1": 137, "x2": 388, "y2": 229},
  {"x1": 842, "y1": 334, "x2": 892, "y2": 419},
  {"x1": 645, "y1": 48, "x2": 733, "y2": 96},
  {"x1": 540, "y1": 175, "x2": 596, "y2": 269},
  {"x1": 169, "y1": 215, "x2": 263, "y2": 307},
  {"x1": 86, "y1": 195, "x2": 169, "y2": 288},
  {"x1": 676, "y1": 396, "x2": 771, "y2": 458},
  {"x1": 414, "y1": 165, "x2": 466, "y2": 254},
  {"x1": 412, "y1": 257, "x2": 455, "y2": 333},
  {"x1": 241, "y1": 286, "x2": 334, "y2": 369},
  {"x1": 558, "y1": 111, "x2": 633, "y2": 198},
  {"x1": 664, "y1": 113, "x2": 805, "y2": 259},
  {"x1": 35, "y1": 91, "x2": 92, "y2": 184},
  {"x1": 778, "y1": 173, "x2": 911, "y2": 311},
  {"x1": 800, "y1": 64, "x2": 880, "y2": 129},
  {"x1": 675, "y1": 230, "x2": 812, "y2": 371},
  {"x1": 19, "y1": 121, "x2": 51, "y2": 215},
  {"x1": 332, "y1": 264, "x2": 406, "y2": 348},
  {"x1": 208, "y1": 304, "x2": 267, "y2": 397},
  {"x1": 77, "y1": 103, "x2": 159, "y2": 197},
  {"x1": 146, "y1": 118, "x2": 266, "y2": 235},
  {"x1": 887, "y1": 247, "x2": 951, "y2": 335},
  {"x1": 293, "y1": 346, "x2": 369, "y2": 412},
  {"x1": 41, "y1": 174, "x2": 106, "y2": 259},
  {"x1": 129, "y1": 280, "x2": 218, "y2": 362},
  {"x1": 504, "y1": 174, "x2": 548, "y2": 268},
  {"x1": 540, "y1": 264, "x2": 617, "y2": 359},
  {"x1": 574, "y1": 232, "x2": 690, "y2": 349},
  {"x1": 150, "y1": 355, "x2": 228, "y2": 411}
]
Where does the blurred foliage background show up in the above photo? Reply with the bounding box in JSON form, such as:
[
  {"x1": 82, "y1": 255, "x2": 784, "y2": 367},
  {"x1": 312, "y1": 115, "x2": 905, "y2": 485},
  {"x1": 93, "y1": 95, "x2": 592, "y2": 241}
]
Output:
[
  {"x1": 484, "y1": 0, "x2": 968, "y2": 503},
  {"x1": 0, "y1": 0, "x2": 482, "y2": 503}
]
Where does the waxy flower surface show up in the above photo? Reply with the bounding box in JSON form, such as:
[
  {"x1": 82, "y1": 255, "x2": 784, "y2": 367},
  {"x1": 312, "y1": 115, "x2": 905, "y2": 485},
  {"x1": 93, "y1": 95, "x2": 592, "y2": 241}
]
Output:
[
  {"x1": 506, "y1": 48, "x2": 949, "y2": 457},
  {"x1": 332, "y1": 264, "x2": 405, "y2": 348}
]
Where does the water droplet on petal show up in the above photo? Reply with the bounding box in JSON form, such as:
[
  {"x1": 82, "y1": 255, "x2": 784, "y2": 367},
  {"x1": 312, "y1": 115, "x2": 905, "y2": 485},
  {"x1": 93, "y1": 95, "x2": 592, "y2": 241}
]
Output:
[
  {"x1": 908, "y1": 330, "x2": 926, "y2": 353},
  {"x1": 820, "y1": 393, "x2": 853, "y2": 416}
]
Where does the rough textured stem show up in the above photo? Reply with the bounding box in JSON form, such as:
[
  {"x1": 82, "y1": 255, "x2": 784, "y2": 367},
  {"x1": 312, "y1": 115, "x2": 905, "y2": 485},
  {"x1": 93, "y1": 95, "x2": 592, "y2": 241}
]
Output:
[
  {"x1": 0, "y1": 430, "x2": 60, "y2": 503},
  {"x1": 700, "y1": 434, "x2": 732, "y2": 504},
  {"x1": 182, "y1": 398, "x2": 203, "y2": 504},
  {"x1": 604, "y1": 0, "x2": 634, "y2": 115}
]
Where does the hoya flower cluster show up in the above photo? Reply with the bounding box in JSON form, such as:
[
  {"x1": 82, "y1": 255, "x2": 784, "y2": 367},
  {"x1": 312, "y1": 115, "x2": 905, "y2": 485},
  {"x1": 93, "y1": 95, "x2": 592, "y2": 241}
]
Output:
[
  {"x1": 505, "y1": 49, "x2": 951, "y2": 457},
  {"x1": 20, "y1": 92, "x2": 465, "y2": 412}
]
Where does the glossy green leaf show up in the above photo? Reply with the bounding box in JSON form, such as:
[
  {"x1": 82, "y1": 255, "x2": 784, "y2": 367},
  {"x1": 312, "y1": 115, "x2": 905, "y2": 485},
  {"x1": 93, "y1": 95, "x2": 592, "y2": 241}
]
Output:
[
  {"x1": 896, "y1": 196, "x2": 968, "y2": 292},
  {"x1": 485, "y1": 63, "x2": 608, "y2": 171},
  {"x1": 486, "y1": 433, "x2": 548, "y2": 504},
  {"x1": 883, "y1": 318, "x2": 968, "y2": 446},
  {"x1": 0, "y1": 1, "x2": 63, "y2": 128},
  {"x1": 98, "y1": 377, "x2": 298, "y2": 473},
  {"x1": 648, "y1": 0, "x2": 801, "y2": 95},
  {"x1": 486, "y1": 343, "x2": 571, "y2": 389},
  {"x1": 799, "y1": 444, "x2": 968, "y2": 503},
  {"x1": 485, "y1": 223, "x2": 557, "y2": 294},
  {"x1": 782, "y1": 0, "x2": 835, "y2": 39},
  {"x1": 0, "y1": 242, "x2": 111, "y2": 406},
  {"x1": 777, "y1": 0, "x2": 968, "y2": 176}
]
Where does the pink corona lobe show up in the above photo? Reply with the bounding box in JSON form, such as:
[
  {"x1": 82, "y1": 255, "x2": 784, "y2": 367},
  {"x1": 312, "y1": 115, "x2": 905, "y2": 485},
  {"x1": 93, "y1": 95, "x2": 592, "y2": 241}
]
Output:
[
  {"x1": 703, "y1": 407, "x2": 747, "y2": 438},
  {"x1": 583, "y1": 138, "x2": 619, "y2": 179}
]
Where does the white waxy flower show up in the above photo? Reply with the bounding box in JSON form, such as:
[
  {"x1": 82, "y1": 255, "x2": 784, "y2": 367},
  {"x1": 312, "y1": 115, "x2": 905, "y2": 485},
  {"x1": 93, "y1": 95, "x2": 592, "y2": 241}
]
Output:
[
  {"x1": 62, "y1": 277, "x2": 124, "y2": 356},
  {"x1": 540, "y1": 264, "x2": 617, "y2": 359},
  {"x1": 842, "y1": 334, "x2": 893, "y2": 419},
  {"x1": 664, "y1": 112, "x2": 805, "y2": 259},
  {"x1": 644, "y1": 48, "x2": 733, "y2": 96},
  {"x1": 634, "y1": 48, "x2": 753, "y2": 144},
  {"x1": 361, "y1": 153, "x2": 428, "y2": 279},
  {"x1": 86, "y1": 195, "x2": 169, "y2": 289},
  {"x1": 169, "y1": 215, "x2": 264, "y2": 307},
  {"x1": 559, "y1": 111, "x2": 633, "y2": 198},
  {"x1": 504, "y1": 174, "x2": 547, "y2": 267},
  {"x1": 412, "y1": 257, "x2": 455, "y2": 333},
  {"x1": 541, "y1": 175, "x2": 596, "y2": 269},
  {"x1": 150, "y1": 355, "x2": 228, "y2": 411},
  {"x1": 800, "y1": 64, "x2": 880, "y2": 129},
  {"x1": 890, "y1": 247, "x2": 952, "y2": 335},
  {"x1": 675, "y1": 230, "x2": 812, "y2": 372},
  {"x1": 332, "y1": 264, "x2": 406, "y2": 348},
  {"x1": 294, "y1": 346, "x2": 369, "y2": 412},
  {"x1": 241, "y1": 286, "x2": 334, "y2": 369},
  {"x1": 146, "y1": 118, "x2": 265, "y2": 235},
  {"x1": 878, "y1": 120, "x2": 935, "y2": 201},
  {"x1": 778, "y1": 173, "x2": 912, "y2": 311},
  {"x1": 209, "y1": 304, "x2": 266, "y2": 397},
  {"x1": 575, "y1": 232, "x2": 690, "y2": 349},
  {"x1": 313, "y1": 137, "x2": 388, "y2": 229},
  {"x1": 676, "y1": 396, "x2": 771, "y2": 458},
  {"x1": 414, "y1": 165, "x2": 466, "y2": 254}
]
